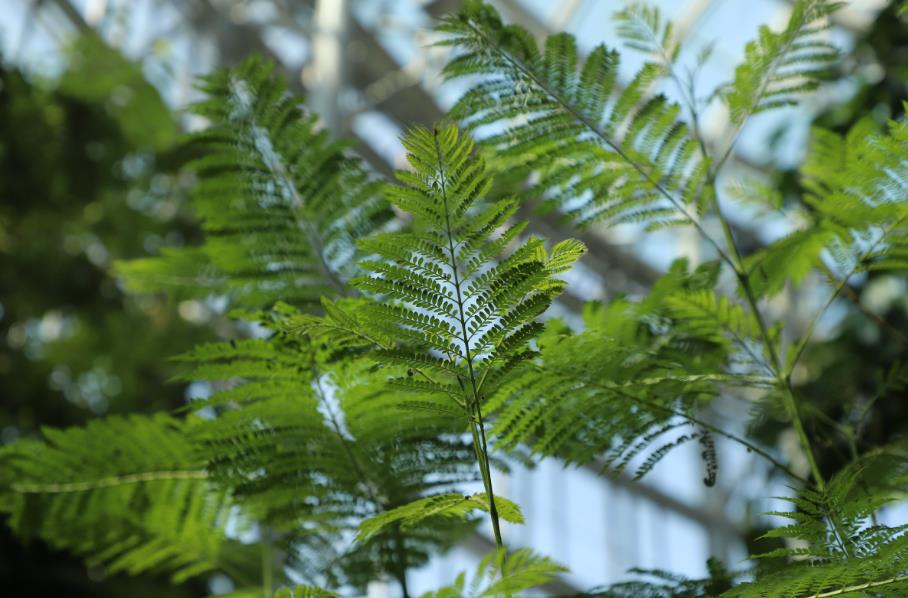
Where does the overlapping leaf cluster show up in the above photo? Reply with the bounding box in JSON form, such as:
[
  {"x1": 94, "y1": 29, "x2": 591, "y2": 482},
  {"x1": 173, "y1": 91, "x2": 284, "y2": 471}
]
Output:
[
  {"x1": 6, "y1": 1, "x2": 908, "y2": 596},
  {"x1": 178, "y1": 314, "x2": 479, "y2": 588}
]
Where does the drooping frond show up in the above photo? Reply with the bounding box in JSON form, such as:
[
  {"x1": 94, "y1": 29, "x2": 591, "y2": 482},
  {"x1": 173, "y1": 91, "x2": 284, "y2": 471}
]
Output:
[
  {"x1": 423, "y1": 548, "x2": 566, "y2": 598},
  {"x1": 357, "y1": 492, "x2": 523, "y2": 542},
  {"x1": 487, "y1": 261, "x2": 772, "y2": 478},
  {"x1": 0, "y1": 414, "x2": 255, "y2": 584},
  {"x1": 437, "y1": 0, "x2": 710, "y2": 229},
  {"x1": 177, "y1": 310, "x2": 478, "y2": 590},
  {"x1": 118, "y1": 56, "x2": 386, "y2": 309},
  {"x1": 724, "y1": 0, "x2": 841, "y2": 128},
  {"x1": 728, "y1": 456, "x2": 908, "y2": 598}
]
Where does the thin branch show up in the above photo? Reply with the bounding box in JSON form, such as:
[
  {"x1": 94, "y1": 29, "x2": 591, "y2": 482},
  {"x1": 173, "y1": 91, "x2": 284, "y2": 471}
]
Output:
[
  {"x1": 709, "y1": 188, "x2": 827, "y2": 489},
  {"x1": 788, "y1": 213, "x2": 908, "y2": 374},
  {"x1": 815, "y1": 575, "x2": 908, "y2": 597}
]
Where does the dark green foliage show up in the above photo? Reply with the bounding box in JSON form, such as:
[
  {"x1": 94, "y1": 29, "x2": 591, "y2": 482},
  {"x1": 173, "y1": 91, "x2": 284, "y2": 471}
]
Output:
[
  {"x1": 0, "y1": 415, "x2": 256, "y2": 583},
  {"x1": 586, "y1": 558, "x2": 737, "y2": 597},
  {"x1": 60, "y1": 34, "x2": 180, "y2": 151},
  {"x1": 177, "y1": 314, "x2": 478, "y2": 589},
  {"x1": 0, "y1": 38, "x2": 201, "y2": 428},
  {"x1": 0, "y1": 37, "x2": 209, "y2": 597}
]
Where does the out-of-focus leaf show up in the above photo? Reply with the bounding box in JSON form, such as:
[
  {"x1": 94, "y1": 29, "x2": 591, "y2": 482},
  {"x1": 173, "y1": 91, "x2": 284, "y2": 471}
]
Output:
[{"x1": 60, "y1": 34, "x2": 177, "y2": 150}]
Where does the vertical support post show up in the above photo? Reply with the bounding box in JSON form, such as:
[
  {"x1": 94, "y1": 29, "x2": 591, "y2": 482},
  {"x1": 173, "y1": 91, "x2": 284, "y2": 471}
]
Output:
[{"x1": 310, "y1": 0, "x2": 348, "y2": 135}]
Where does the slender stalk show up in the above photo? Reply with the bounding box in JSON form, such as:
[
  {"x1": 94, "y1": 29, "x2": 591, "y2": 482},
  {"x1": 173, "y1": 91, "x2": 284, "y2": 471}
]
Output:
[
  {"x1": 433, "y1": 129, "x2": 504, "y2": 547},
  {"x1": 468, "y1": 418, "x2": 504, "y2": 545},
  {"x1": 463, "y1": 20, "x2": 736, "y2": 271},
  {"x1": 824, "y1": 263, "x2": 908, "y2": 349},
  {"x1": 391, "y1": 524, "x2": 412, "y2": 598},
  {"x1": 786, "y1": 272, "x2": 851, "y2": 376},
  {"x1": 814, "y1": 575, "x2": 908, "y2": 597},
  {"x1": 261, "y1": 529, "x2": 274, "y2": 598},
  {"x1": 787, "y1": 213, "x2": 908, "y2": 375},
  {"x1": 708, "y1": 190, "x2": 826, "y2": 489}
]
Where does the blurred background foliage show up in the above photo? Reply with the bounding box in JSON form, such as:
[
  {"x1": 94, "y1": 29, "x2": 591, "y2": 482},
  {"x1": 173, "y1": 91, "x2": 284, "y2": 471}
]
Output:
[
  {"x1": 0, "y1": 33, "x2": 215, "y2": 596},
  {"x1": 741, "y1": 0, "x2": 908, "y2": 558},
  {"x1": 1, "y1": 1, "x2": 908, "y2": 595}
]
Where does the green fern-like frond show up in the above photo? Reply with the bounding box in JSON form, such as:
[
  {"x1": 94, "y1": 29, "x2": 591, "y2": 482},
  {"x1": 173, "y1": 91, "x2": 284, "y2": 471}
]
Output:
[
  {"x1": 351, "y1": 124, "x2": 584, "y2": 412},
  {"x1": 422, "y1": 548, "x2": 566, "y2": 598},
  {"x1": 488, "y1": 262, "x2": 770, "y2": 477},
  {"x1": 0, "y1": 414, "x2": 255, "y2": 584},
  {"x1": 613, "y1": 2, "x2": 678, "y2": 65},
  {"x1": 345, "y1": 123, "x2": 582, "y2": 544},
  {"x1": 739, "y1": 114, "x2": 908, "y2": 314},
  {"x1": 178, "y1": 311, "x2": 478, "y2": 590},
  {"x1": 118, "y1": 56, "x2": 386, "y2": 309},
  {"x1": 801, "y1": 116, "x2": 908, "y2": 276},
  {"x1": 724, "y1": 0, "x2": 841, "y2": 127},
  {"x1": 728, "y1": 457, "x2": 908, "y2": 597},
  {"x1": 437, "y1": 0, "x2": 710, "y2": 229},
  {"x1": 664, "y1": 289, "x2": 779, "y2": 373},
  {"x1": 744, "y1": 228, "x2": 837, "y2": 299},
  {"x1": 357, "y1": 492, "x2": 523, "y2": 542}
]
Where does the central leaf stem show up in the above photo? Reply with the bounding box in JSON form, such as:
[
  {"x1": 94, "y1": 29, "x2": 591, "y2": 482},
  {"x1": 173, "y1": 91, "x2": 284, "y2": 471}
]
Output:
[{"x1": 432, "y1": 128, "x2": 504, "y2": 547}]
